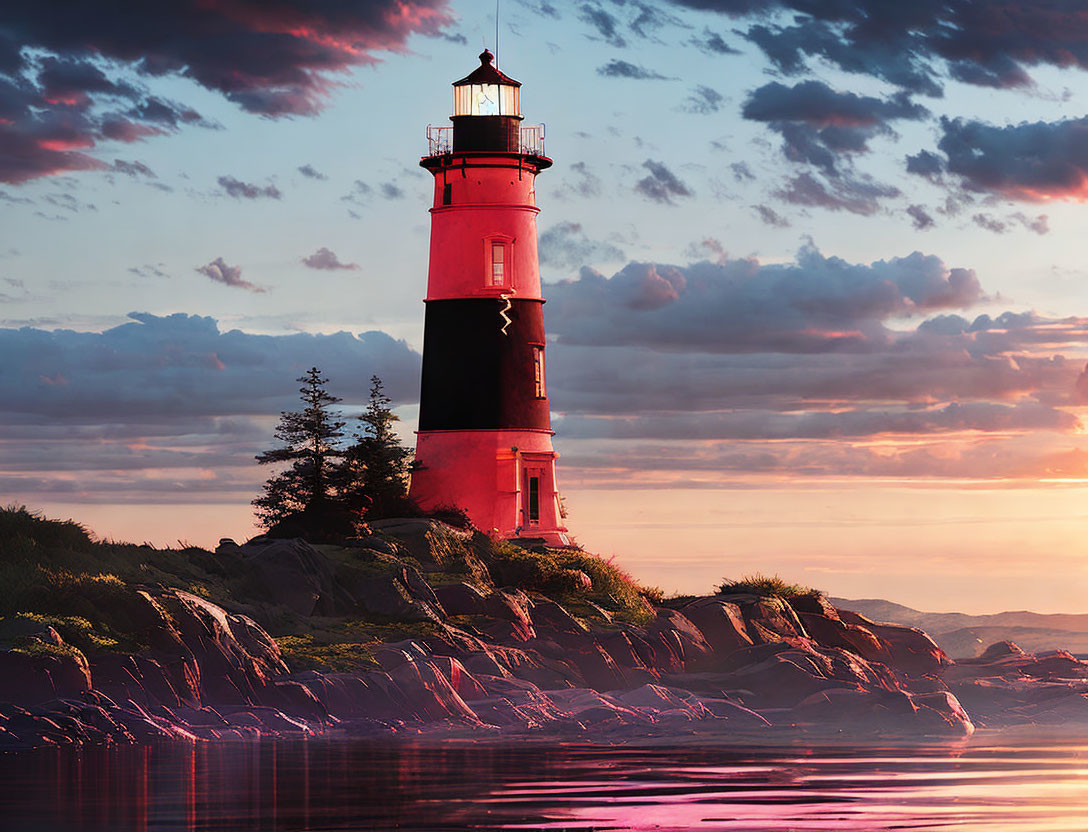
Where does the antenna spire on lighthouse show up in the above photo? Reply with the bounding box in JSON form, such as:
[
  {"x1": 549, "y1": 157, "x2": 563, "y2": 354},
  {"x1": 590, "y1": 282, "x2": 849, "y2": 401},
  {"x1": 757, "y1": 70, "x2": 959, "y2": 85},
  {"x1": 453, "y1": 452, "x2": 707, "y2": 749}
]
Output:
[{"x1": 410, "y1": 54, "x2": 567, "y2": 544}]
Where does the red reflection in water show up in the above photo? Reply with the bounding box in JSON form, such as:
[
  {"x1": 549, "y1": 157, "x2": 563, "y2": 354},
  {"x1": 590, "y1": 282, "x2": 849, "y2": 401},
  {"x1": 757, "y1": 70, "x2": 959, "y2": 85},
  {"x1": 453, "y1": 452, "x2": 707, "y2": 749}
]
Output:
[{"x1": 0, "y1": 737, "x2": 1086, "y2": 831}]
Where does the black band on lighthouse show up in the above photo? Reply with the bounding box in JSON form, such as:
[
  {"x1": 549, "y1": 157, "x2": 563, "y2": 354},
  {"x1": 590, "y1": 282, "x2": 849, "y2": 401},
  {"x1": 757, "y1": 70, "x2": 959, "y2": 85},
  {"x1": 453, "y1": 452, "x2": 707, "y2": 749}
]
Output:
[{"x1": 418, "y1": 298, "x2": 551, "y2": 432}]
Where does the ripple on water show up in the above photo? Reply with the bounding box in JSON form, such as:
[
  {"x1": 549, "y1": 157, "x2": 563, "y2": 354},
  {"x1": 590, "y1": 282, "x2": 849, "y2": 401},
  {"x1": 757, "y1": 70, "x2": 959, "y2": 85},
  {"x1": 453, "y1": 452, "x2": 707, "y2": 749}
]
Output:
[{"x1": 0, "y1": 733, "x2": 1086, "y2": 831}]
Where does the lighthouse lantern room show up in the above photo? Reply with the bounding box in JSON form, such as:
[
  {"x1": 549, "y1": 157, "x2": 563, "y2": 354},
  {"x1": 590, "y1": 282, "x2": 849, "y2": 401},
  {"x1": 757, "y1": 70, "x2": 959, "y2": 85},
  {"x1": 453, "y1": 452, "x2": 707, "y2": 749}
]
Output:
[{"x1": 409, "y1": 51, "x2": 569, "y2": 545}]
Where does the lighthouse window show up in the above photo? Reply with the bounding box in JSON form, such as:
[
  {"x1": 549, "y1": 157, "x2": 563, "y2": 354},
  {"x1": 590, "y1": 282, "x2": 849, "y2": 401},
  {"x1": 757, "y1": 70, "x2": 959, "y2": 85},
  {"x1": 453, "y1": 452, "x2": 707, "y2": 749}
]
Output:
[
  {"x1": 442, "y1": 183, "x2": 452, "y2": 205},
  {"x1": 491, "y1": 242, "x2": 505, "y2": 286},
  {"x1": 533, "y1": 346, "x2": 546, "y2": 398}
]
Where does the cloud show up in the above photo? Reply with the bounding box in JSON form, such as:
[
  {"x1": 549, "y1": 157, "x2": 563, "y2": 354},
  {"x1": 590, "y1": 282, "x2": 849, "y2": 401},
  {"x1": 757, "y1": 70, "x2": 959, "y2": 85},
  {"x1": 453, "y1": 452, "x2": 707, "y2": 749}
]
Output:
[
  {"x1": 682, "y1": 85, "x2": 725, "y2": 114},
  {"x1": 777, "y1": 172, "x2": 899, "y2": 216},
  {"x1": 972, "y1": 213, "x2": 1008, "y2": 234},
  {"x1": 217, "y1": 175, "x2": 282, "y2": 200},
  {"x1": 932, "y1": 116, "x2": 1088, "y2": 202},
  {"x1": 546, "y1": 242, "x2": 983, "y2": 355},
  {"x1": 553, "y1": 161, "x2": 603, "y2": 200},
  {"x1": 0, "y1": 1, "x2": 453, "y2": 183},
  {"x1": 596, "y1": 60, "x2": 671, "y2": 80},
  {"x1": 379, "y1": 182, "x2": 404, "y2": 200},
  {"x1": 539, "y1": 222, "x2": 626, "y2": 272},
  {"x1": 664, "y1": 0, "x2": 1088, "y2": 100},
  {"x1": 128, "y1": 263, "x2": 169, "y2": 279},
  {"x1": 742, "y1": 81, "x2": 927, "y2": 173},
  {"x1": 907, "y1": 204, "x2": 935, "y2": 230},
  {"x1": 743, "y1": 81, "x2": 926, "y2": 128},
  {"x1": 532, "y1": 240, "x2": 1088, "y2": 484},
  {"x1": 0, "y1": 313, "x2": 421, "y2": 503},
  {"x1": 301, "y1": 247, "x2": 359, "y2": 271},
  {"x1": 753, "y1": 204, "x2": 789, "y2": 227},
  {"x1": 689, "y1": 27, "x2": 740, "y2": 55},
  {"x1": 112, "y1": 159, "x2": 156, "y2": 178},
  {"x1": 730, "y1": 161, "x2": 754, "y2": 181},
  {"x1": 297, "y1": 164, "x2": 327, "y2": 181},
  {"x1": 634, "y1": 160, "x2": 693, "y2": 204},
  {"x1": 558, "y1": 401, "x2": 1077, "y2": 441},
  {"x1": 196, "y1": 257, "x2": 265, "y2": 293},
  {"x1": 580, "y1": 5, "x2": 627, "y2": 47},
  {"x1": 972, "y1": 211, "x2": 1051, "y2": 236}
]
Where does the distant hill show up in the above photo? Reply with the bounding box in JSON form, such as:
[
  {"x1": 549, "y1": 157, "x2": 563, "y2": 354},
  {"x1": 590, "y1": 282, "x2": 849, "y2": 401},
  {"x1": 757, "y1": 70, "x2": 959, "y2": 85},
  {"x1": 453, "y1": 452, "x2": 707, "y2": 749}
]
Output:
[{"x1": 831, "y1": 597, "x2": 1088, "y2": 658}]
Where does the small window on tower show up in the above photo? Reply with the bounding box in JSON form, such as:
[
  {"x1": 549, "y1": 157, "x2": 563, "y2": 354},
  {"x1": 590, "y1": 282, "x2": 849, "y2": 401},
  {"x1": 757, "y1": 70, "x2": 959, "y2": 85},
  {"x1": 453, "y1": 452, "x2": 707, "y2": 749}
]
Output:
[
  {"x1": 491, "y1": 242, "x2": 505, "y2": 286},
  {"x1": 533, "y1": 346, "x2": 546, "y2": 398},
  {"x1": 442, "y1": 183, "x2": 452, "y2": 205}
]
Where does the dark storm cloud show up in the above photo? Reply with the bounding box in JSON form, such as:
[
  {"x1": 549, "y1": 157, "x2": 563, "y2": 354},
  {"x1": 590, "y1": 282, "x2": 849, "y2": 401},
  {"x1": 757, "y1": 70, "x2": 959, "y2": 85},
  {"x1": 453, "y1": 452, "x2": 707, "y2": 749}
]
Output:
[
  {"x1": 634, "y1": 160, "x2": 693, "y2": 204},
  {"x1": 742, "y1": 81, "x2": 927, "y2": 174},
  {"x1": 931, "y1": 116, "x2": 1088, "y2": 202},
  {"x1": 538, "y1": 222, "x2": 625, "y2": 271},
  {"x1": 196, "y1": 257, "x2": 265, "y2": 293},
  {"x1": 301, "y1": 247, "x2": 359, "y2": 271},
  {"x1": 217, "y1": 175, "x2": 282, "y2": 200},
  {"x1": 0, "y1": 1, "x2": 453, "y2": 183},
  {"x1": 742, "y1": 81, "x2": 927, "y2": 128},
  {"x1": 905, "y1": 149, "x2": 944, "y2": 182},
  {"x1": 596, "y1": 60, "x2": 672, "y2": 80},
  {"x1": 664, "y1": 0, "x2": 1088, "y2": 99}
]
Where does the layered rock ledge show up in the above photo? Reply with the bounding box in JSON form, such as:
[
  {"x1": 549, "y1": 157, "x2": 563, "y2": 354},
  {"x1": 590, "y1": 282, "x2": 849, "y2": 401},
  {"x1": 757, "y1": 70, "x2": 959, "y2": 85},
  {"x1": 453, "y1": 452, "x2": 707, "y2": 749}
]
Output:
[{"x1": 1, "y1": 518, "x2": 1085, "y2": 749}]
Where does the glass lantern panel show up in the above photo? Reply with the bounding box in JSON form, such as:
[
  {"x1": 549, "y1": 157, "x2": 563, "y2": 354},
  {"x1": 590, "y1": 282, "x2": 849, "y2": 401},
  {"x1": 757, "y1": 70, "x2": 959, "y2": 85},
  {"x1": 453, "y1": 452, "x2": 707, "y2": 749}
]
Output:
[
  {"x1": 454, "y1": 83, "x2": 520, "y2": 116},
  {"x1": 474, "y1": 84, "x2": 500, "y2": 115},
  {"x1": 501, "y1": 86, "x2": 520, "y2": 116}
]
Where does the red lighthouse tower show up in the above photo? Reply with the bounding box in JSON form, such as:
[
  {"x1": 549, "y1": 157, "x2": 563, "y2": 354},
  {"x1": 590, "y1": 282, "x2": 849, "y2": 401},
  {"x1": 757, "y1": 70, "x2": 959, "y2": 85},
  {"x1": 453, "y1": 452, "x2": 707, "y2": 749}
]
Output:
[{"x1": 409, "y1": 51, "x2": 569, "y2": 545}]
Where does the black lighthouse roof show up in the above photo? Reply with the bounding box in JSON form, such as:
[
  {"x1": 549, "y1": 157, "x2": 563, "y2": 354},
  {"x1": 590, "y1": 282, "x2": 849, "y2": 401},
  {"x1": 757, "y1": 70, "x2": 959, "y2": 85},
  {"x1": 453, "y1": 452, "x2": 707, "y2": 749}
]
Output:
[{"x1": 453, "y1": 50, "x2": 521, "y2": 88}]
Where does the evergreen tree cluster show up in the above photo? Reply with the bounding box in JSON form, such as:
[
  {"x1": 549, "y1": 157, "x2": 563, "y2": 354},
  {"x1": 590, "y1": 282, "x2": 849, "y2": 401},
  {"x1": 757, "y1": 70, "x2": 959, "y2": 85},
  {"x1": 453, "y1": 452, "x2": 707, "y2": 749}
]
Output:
[{"x1": 253, "y1": 369, "x2": 414, "y2": 536}]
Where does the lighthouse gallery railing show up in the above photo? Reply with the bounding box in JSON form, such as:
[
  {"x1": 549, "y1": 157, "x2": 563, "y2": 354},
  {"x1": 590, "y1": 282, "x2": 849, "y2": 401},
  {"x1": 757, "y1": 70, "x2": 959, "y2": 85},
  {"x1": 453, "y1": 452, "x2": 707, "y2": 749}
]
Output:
[{"x1": 426, "y1": 124, "x2": 546, "y2": 157}]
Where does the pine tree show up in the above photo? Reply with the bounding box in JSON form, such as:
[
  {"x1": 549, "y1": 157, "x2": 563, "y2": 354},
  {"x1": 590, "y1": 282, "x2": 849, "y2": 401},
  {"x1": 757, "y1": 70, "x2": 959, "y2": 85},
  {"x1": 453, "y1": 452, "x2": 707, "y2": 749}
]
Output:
[
  {"x1": 253, "y1": 367, "x2": 347, "y2": 528},
  {"x1": 342, "y1": 375, "x2": 414, "y2": 518}
]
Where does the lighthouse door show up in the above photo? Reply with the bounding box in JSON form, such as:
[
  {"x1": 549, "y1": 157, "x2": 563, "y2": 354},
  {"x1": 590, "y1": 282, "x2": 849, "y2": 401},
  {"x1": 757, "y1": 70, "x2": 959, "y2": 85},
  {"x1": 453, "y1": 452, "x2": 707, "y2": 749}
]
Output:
[{"x1": 523, "y1": 466, "x2": 544, "y2": 526}]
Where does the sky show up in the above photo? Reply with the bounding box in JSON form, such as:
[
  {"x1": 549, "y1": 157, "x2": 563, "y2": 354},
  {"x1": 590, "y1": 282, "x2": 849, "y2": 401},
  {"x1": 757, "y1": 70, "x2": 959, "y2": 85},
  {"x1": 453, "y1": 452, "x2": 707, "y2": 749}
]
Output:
[{"x1": 4, "y1": 0, "x2": 1088, "y2": 613}]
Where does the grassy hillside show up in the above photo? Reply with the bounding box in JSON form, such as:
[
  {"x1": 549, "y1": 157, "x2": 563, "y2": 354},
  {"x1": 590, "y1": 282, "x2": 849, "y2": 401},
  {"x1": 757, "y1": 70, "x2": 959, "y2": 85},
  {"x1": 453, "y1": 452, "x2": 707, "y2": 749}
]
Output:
[{"x1": 0, "y1": 505, "x2": 661, "y2": 672}]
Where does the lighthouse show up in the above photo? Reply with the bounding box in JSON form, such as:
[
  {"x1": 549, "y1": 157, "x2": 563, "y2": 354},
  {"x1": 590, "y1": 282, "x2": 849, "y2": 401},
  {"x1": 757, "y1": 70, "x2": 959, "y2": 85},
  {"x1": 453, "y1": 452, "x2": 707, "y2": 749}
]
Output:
[{"x1": 409, "y1": 50, "x2": 569, "y2": 545}]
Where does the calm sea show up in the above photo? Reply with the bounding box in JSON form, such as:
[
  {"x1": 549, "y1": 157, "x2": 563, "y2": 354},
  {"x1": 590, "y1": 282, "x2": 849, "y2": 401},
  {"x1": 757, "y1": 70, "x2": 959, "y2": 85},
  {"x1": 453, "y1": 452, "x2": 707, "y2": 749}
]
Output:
[{"x1": 1, "y1": 731, "x2": 1087, "y2": 831}]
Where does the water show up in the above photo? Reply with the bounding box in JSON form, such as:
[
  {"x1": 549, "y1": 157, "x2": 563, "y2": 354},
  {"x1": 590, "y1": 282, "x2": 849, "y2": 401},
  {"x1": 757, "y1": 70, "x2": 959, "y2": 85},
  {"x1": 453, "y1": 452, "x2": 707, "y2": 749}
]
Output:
[{"x1": 2, "y1": 732, "x2": 1088, "y2": 831}]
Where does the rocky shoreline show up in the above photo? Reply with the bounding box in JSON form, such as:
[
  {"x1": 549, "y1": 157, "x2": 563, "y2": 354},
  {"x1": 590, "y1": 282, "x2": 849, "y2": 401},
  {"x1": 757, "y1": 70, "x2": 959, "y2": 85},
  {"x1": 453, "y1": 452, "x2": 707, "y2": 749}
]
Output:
[{"x1": 3, "y1": 520, "x2": 1088, "y2": 749}]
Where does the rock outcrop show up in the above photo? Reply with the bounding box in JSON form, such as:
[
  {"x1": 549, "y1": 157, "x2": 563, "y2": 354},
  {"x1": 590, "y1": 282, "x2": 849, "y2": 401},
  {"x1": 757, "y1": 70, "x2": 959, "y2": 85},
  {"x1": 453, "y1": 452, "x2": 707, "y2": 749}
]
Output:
[{"x1": 4, "y1": 531, "x2": 1087, "y2": 749}]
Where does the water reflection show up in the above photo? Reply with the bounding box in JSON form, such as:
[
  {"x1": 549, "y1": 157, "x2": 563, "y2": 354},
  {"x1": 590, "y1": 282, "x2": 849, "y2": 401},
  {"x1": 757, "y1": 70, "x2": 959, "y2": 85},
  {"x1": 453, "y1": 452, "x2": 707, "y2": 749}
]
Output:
[{"x1": 0, "y1": 735, "x2": 1086, "y2": 831}]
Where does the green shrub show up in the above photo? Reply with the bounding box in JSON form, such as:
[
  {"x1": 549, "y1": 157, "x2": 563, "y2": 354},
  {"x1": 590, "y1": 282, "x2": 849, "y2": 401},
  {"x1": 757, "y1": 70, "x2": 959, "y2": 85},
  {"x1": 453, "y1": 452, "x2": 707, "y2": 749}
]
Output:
[
  {"x1": 472, "y1": 534, "x2": 656, "y2": 625},
  {"x1": 0, "y1": 505, "x2": 93, "y2": 554},
  {"x1": 717, "y1": 573, "x2": 821, "y2": 600}
]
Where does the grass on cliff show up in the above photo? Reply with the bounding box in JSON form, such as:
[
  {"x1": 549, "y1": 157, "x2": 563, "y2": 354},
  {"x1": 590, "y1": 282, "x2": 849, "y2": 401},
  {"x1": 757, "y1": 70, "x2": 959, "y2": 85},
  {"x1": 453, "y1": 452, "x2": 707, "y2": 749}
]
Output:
[
  {"x1": 473, "y1": 534, "x2": 660, "y2": 625},
  {"x1": 717, "y1": 573, "x2": 821, "y2": 601},
  {"x1": 0, "y1": 505, "x2": 245, "y2": 650}
]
